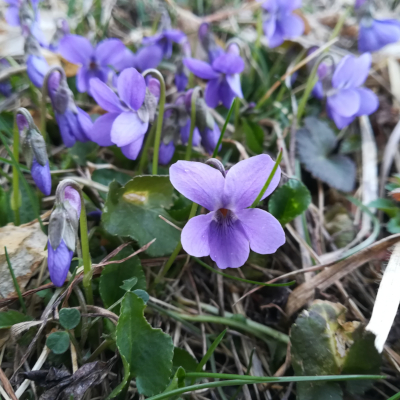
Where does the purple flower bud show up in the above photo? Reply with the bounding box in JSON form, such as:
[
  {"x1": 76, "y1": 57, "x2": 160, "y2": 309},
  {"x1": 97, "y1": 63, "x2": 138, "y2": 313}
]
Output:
[
  {"x1": 17, "y1": 109, "x2": 51, "y2": 195},
  {"x1": 175, "y1": 59, "x2": 189, "y2": 92},
  {"x1": 47, "y1": 239, "x2": 73, "y2": 287},
  {"x1": 31, "y1": 159, "x2": 51, "y2": 195},
  {"x1": 47, "y1": 182, "x2": 81, "y2": 287},
  {"x1": 159, "y1": 141, "x2": 176, "y2": 165}
]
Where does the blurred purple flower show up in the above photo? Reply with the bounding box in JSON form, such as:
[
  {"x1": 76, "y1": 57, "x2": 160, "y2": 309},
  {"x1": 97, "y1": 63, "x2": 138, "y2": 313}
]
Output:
[
  {"x1": 48, "y1": 185, "x2": 81, "y2": 287},
  {"x1": 358, "y1": 18, "x2": 400, "y2": 52},
  {"x1": 47, "y1": 70, "x2": 93, "y2": 147},
  {"x1": 198, "y1": 23, "x2": 224, "y2": 64},
  {"x1": 25, "y1": 32, "x2": 49, "y2": 88},
  {"x1": 89, "y1": 68, "x2": 160, "y2": 160},
  {"x1": 17, "y1": 112, "x2": 51, "y2": 195},
  {"x1": 183, "y1": 43, "x2": 244, "y2": 109},
  {"x1": 174, "y1": 40, "x2": 191, "y2": 92},
  {"x1": 0, "y1": 59, "x2": 12, "y2": 97},
  {"x1": 135, "y1": 11, "x2": 186, "y2": 71},
  {"x1": 325, "y1": 53, "x2": 379, "y2": 129},
  {"x1": 261, "y1": 0, "x2": 304, "y2": 48},
  {"x1": 170, "y1": 155, "x2": 285, "y2": 269},
  {"x1": 59, "y1": 35, "x2": 132, "y2": 94},
  {"x1": 159, "y1": 97, "x2": 201, "y2": 165}
]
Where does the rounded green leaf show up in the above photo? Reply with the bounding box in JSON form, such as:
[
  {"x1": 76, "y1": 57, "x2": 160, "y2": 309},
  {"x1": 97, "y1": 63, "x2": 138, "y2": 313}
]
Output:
[
  {"x1": 46, "y1": 331, "x2": 70, "y2": 354},
  {"x1": 59, "y1": 308, "x2": 81, "y2": 330},
  {"x1": 102, "y1": 178, "x2": 181, "y2": 257},
  {"x1": 269, "y1": 179, "x2": 311, "y2": 225}
]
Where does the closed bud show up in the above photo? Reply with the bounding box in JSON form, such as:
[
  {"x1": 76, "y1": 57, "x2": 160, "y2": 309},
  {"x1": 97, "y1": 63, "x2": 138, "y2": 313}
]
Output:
[
  {"x1": 48, "y1": 181, "x2": 82, "y2": 287},
  {"x1": 185, "y1": 89, "x2": 214, "y2": 133}
]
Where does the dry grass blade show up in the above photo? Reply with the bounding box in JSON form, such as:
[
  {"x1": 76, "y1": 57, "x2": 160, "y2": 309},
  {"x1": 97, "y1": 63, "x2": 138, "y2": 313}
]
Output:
[
  {"x1": 285, "y1": 233, "x2": 400, "y2": 317},
  {"x1": 0, "y1": 368, "x2": 18, "y2": 400}
]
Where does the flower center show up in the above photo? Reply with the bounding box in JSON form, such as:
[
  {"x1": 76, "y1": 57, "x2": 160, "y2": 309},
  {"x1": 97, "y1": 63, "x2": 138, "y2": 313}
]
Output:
[
  {"x1": 89, "y1": 61, "x2": 98, "y2": 70},
  {"x1": 219, "y1": 208, "x2": 228, "y2": 217}
]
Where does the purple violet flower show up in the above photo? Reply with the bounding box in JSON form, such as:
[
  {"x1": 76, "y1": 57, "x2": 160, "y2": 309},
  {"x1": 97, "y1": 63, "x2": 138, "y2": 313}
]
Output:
[
  {"x1": 88, "y1": 68, "x2": 160, "y2": 160},
  {"x1": 198, "y1": 23, "x2": 224, "y2": 64},
  {"x1": 48, "y1": 185, "x2": 81, "y2": 287},
  {"x1": 17, "y1": 110, "x2": 51, "y2": 195},
  {"x1": 356, "y1": 0, "x2": 400, "y2": 52},
  {"x1": 325, "y1": 53, "x2": 379, "y2": 129},
  {"x1": 359, "y1": 18, "x2": 400, "y2": 52},
  {"x1": 59, "y1": 34, "x2": 131, "y2": 94},
  {"x1": 261, "y1": 0, "x2": 304, "y2": 48},
  {"x1": 183, "y1": 43, "x2": 244, "y2": 109},
  {"x1": 159, "y1": 97, "x2": 201, "y2": 165},
  {"x1": 136, "y1": 11, "x2": 186, "y2": 71},
  {"x1": 25, "y1": 31, "x2": 50, "y2": 88},
  {"x1": 170, "y1": 156, "x2": 285, "y2": 269},
  {"x1": 47, "y1": 69, "x2": 93, "y2": 147}
]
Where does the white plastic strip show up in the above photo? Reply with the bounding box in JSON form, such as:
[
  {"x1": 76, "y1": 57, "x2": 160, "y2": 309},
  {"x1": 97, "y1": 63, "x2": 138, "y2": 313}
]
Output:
[{"x1": 366, "y1": 242, "x2": 400, "y2": 353}]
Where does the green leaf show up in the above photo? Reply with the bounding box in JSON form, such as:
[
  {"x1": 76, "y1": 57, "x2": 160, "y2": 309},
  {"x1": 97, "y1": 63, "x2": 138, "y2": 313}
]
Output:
[
  {"x1": 120, "y1": 277, "x2": 138, "y2": 291},
  {"x1": 368, "y1": 198, "x2": 398, "y2": 218},
  {"x1": 0, "y1": 310, "x2": 31, "y2": 329},
  {"x1": 269, "y1": 179, "x2": 311, "y2": 225},
  {"x1": 342, "y1": 330, "x2": 381, "y2": 394},
  {"x1": 46, "y1": 331, "x2": 70, "y2": 354},
  {"x1": 133, "y1": 289, "x2": 149, "y2": 304},
  {"x1": 172, "y1": 348, "x2": 198, "y2": 373},
  {"x1": 116, "y1": 292, "x2": 174, "y2": 397},
  {"x1": 162, "y1": 367, "x2": 186, "y2": 395},
  {"x1": 242, "y1": 119, "x2": 264, "y2": 154},
  {"x1": 99, "y1": 246, "x2": 146, "y2": 310},
  {"x1": 196, "y1": 329, "x2": 226, "y2": 373},
  {"x1": 92, "y1": 169, "x2": 131, "y2": 200},
  {"x1": 59, "y1": 308, "x2": 81, "y2": 330},
  {"x1": 102, "y1": 178, "x2": 181, "y2": 256},
  {"x1": 296, "y1": 117, "x2": 356, "y2": 192},
  {"x1": 68, "y1": 141, "x2": 99, "y2": 166},
  {"x1": 388, "y1": 216, "x2": 400, "y2": 234},
  {"x1": 106, "y1": 354, "x2": 131, "y2": 400},
  {"x1": 297, "y1": 382, "x2": 343, "y2": 400}
]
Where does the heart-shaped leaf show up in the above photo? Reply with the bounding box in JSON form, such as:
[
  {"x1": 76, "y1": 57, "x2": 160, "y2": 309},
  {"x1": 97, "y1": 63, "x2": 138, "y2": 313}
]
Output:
[
  {"x1": 269, "y1": 179, "x2": 311, "y2": 225},
  {"x1": 46, "y1": 331, "x2": 70, "y2": 354},
  {"x1": 296, "y1": 117, "x2": 356, "y2": 192},
  {"x1": 59, "y1": 308, "x2": 81, "y2": 330},
  {"x1": 99, "y1": 246, "x2": 146, "y2": 310},
  {"x1": 102, "y1": 177, "x2": 181, "y2": 256},
  {"x1": 116, "y1": 292, "x2": 174, "y2": 397}
]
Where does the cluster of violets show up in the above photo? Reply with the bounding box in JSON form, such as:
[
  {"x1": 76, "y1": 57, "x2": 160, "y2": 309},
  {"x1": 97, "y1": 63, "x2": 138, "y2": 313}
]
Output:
[{"x1": 3, "y1": 0, "x2": 400, "y2": 282}]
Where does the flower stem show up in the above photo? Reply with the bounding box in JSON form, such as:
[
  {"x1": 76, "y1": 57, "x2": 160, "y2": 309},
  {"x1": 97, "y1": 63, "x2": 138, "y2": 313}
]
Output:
[
  {"x1": 142, "y1": 69, "x2": 166, "y2": 175},
  {"x1": 12, "y1": 114, "x2": 20, "y2": 225},
  {"x1": 138, "y1": 123, "x2": 156, "y2": 175},
  {"x1": 185, "y1": 86, "x2": 202, "y2": 161},
  {"x1": 155, "y1": 202, "x2": 198, "y2": 284},
  {"x1": 250, "y1": 149, "x2": 283, "y2": 208},
  {"x1": 212, "y1": 98, "x2": 237, "y2": 158},
  {"x1": 79, "y1": 194, "x2": 94, "y2": 305}
]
